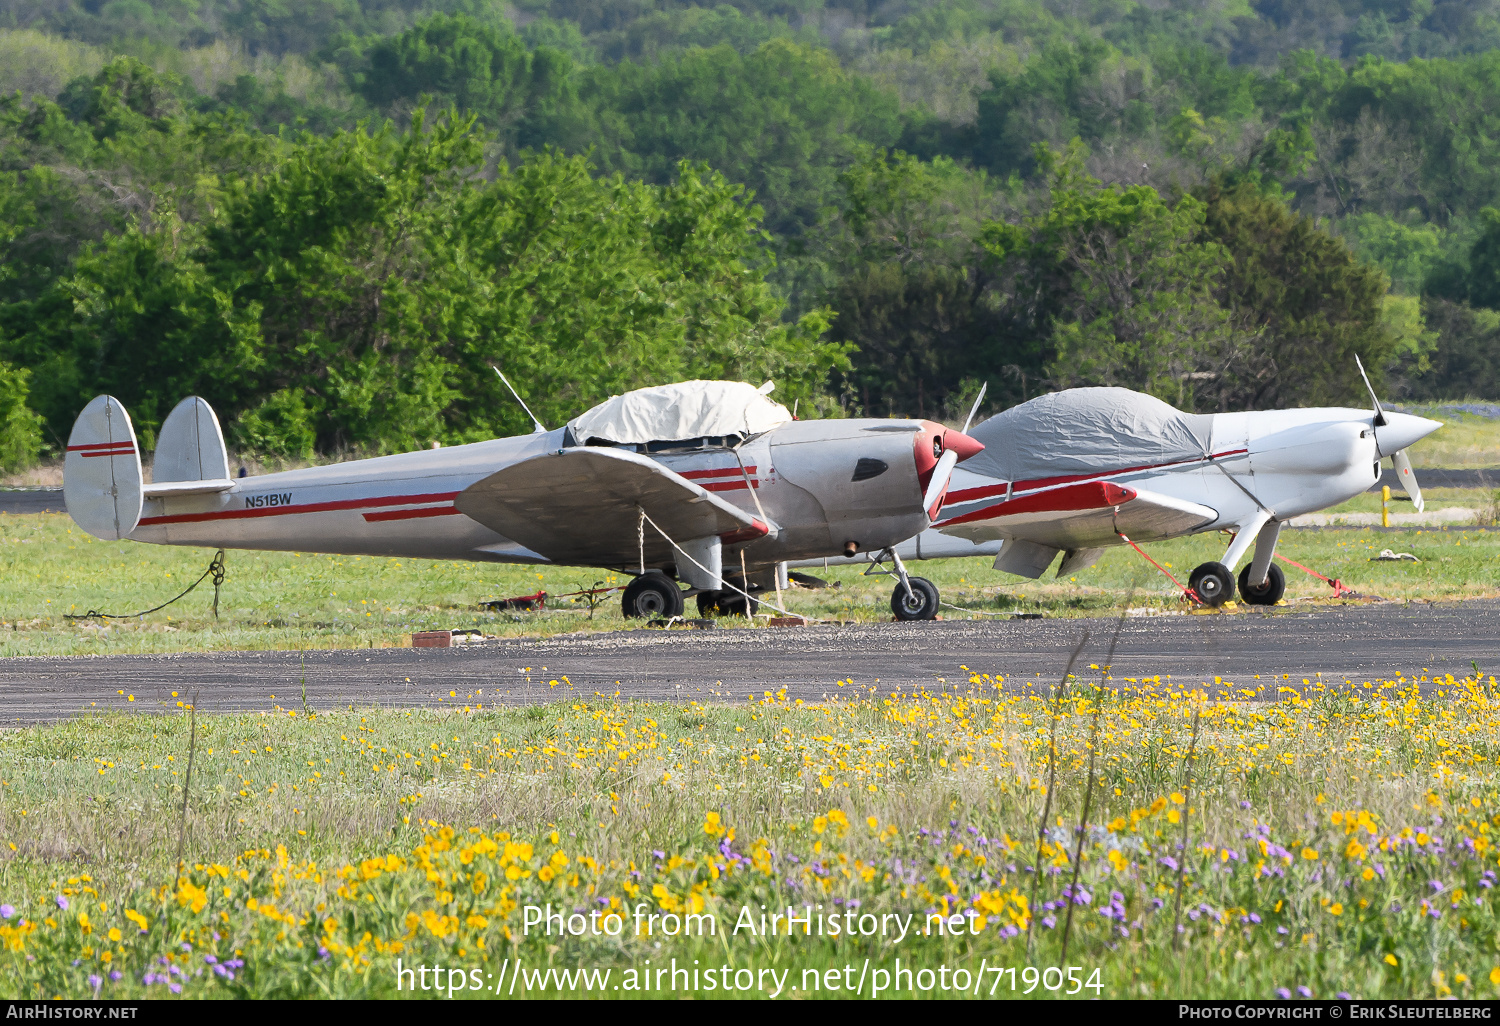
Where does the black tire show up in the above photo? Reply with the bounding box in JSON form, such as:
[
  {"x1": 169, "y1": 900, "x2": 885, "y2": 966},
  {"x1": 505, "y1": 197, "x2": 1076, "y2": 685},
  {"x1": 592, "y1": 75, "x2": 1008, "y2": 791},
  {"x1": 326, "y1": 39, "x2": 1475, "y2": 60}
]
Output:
[
  {"x1": 696, "y1": 589, "x2": 760, "y2": 618},
  {"x1": 891, "y1": 576, "x2": 940, "y2": 621},
  {"x1": 622, "y1": 573, "x2": 685, "y2": 619},
  {"x1": 1237, "y1": 562, "x2": 1286, "y2": 606},
  {"x1": 1188, "y1": 561, "x2": 1235, "y2": 606}
]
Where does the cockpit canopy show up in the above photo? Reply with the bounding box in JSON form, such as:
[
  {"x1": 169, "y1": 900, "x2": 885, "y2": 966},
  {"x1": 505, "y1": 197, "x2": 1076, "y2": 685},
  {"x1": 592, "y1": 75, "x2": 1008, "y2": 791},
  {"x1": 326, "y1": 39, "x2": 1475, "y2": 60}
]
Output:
[{"x1": 566, "y1": 380, "x2": 792, "y2": 452}]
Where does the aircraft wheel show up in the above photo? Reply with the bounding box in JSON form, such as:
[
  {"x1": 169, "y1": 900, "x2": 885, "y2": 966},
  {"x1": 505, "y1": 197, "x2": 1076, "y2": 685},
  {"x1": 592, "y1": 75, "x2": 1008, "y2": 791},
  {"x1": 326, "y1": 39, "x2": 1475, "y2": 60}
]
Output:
[
  {"x1": 697, "y1": 589, "x2": 760, "y2": 618},
  {"x1": 890, "y1": 576, "x2": 940, "y2": 621},
  {"x1": 1237, "y1": 563, "x2": 1286, "y2": 606},
  {"x1": 1188, "y1": 561, "x2": 1234, "y2": 606},
  {"x1": 622, "y1": 572, "x2": 684, "y2": 619}
]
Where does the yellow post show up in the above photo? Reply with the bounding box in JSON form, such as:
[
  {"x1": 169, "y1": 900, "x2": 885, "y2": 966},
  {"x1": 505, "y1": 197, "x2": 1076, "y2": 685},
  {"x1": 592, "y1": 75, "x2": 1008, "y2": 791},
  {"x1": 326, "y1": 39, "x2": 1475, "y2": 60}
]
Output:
[{"x1": 1381, "y1": 485, "x2": 1391, "y2": 527}]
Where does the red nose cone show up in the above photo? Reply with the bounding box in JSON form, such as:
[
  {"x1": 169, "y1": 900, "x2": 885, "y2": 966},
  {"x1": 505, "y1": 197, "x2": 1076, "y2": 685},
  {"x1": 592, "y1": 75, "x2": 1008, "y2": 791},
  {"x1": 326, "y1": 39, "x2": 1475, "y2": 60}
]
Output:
[{"x1": 943, "y1": 430, "x2": 984, "y2": 463}]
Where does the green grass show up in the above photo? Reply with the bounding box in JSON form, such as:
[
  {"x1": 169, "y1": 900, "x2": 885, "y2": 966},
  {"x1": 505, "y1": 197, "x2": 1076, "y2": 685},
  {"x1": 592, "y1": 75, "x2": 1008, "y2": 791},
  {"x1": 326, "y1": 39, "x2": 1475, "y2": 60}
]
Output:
[
  {"x1": 1, "y1": 675, "x2": 1499, "y2": 998},
  {"x1": 1, "y1": 511, "x2": 1497, "y2": 656},
  {"x1": 1398, "y1": 403, "x2": 1500, "y2": 468}
]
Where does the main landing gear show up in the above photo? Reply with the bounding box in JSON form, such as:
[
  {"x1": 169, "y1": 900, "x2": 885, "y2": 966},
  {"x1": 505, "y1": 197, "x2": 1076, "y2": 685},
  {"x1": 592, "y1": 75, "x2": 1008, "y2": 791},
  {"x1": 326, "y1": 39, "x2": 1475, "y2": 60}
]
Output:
[
  {"x1": 697, "y1": 579, "x2": 761, "y2": 618},
  {"x1": 621, "y1": 571, "x2": 685, "y2": 619},
  {"x1": 1188, "y1": 561, "x2": 1235, "y2": 606},
  {"x1": 1237, "y1": 562, "x2": 1285, "y2": 605},
  {"x1": 865, "y1": 546, "x2": 941, "y2": 621}
]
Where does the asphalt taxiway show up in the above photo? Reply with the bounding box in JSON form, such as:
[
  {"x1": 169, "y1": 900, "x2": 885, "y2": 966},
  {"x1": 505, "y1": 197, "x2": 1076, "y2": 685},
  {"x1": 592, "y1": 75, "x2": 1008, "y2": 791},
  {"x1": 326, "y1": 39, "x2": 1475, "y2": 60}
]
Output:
[{"x1": 1, "y1": 599, "x2": 1496, "y2": 722}]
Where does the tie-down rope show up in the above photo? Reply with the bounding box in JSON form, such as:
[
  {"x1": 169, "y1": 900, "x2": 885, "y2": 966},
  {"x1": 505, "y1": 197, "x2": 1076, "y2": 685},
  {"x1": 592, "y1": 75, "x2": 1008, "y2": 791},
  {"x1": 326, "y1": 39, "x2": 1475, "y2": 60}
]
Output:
[
  {"x1": 635, "y1": 507, "x2": 822, "y2": 622},
  {"x1": 67, "y1": 549, "x2": 227, "y2": 621}
]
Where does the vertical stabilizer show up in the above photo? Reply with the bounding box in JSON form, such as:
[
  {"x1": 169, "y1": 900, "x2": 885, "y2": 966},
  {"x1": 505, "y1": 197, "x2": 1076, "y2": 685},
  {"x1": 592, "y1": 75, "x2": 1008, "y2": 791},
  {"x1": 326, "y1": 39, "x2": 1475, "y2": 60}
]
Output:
[
  {"x1": 155, "y1": 396, "x2": 230, "y2": 483},
  {"x1": 63, "y1": 395, "x2": 143, "y2": 540}
]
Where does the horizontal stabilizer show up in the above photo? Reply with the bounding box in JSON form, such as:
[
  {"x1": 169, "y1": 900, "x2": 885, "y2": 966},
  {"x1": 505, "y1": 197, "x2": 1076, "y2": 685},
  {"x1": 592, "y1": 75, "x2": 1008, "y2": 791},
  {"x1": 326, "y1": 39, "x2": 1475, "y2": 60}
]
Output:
[
  {"x1": 64, "y1": 395, "x2": 144, "y2": 540},
  {"x1": 143, "y1": 479, "x2": 235, "y2": 497},
  {"x1": 455, "y1": 447, "x2": 774, "y2": 568}
]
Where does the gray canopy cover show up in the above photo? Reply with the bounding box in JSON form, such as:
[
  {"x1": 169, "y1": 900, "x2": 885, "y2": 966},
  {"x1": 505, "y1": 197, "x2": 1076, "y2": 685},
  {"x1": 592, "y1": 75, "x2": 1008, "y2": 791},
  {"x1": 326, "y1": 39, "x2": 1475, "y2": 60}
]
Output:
[{"x1": 965, "y1": 387, "x2": 1214, "y2": 484}]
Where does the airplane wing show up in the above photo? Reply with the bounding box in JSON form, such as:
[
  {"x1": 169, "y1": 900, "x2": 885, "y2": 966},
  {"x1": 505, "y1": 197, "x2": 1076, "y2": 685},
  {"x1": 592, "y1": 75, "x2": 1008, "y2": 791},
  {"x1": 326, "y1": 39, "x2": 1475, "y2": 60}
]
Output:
[
  {"x1": 935, "y1": 480, "x2": 1217, "y2": 550},
  {"x1": 454, "y1": 448, "x2": 772, "y2": 567}
]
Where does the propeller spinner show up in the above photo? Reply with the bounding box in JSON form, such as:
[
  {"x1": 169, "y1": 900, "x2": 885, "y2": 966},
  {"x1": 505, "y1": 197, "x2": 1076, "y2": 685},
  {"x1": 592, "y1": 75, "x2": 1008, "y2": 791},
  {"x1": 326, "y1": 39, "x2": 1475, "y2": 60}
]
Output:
[{"x1": 916, "y1": 385, "x2": 988, "y2": 520}]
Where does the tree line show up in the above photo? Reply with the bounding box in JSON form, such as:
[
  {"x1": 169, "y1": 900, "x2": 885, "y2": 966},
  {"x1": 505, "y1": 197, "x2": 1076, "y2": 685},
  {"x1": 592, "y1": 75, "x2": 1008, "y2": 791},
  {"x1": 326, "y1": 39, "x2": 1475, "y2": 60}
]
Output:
[{"x1": 2, "y1": 1, "x2": 1500, "y2": 468}]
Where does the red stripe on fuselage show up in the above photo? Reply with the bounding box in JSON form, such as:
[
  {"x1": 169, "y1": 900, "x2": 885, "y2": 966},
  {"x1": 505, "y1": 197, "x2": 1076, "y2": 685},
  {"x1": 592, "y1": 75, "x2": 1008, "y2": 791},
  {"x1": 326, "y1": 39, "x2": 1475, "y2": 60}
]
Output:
[
  {"x1": 942, "y1": 449, "x2": 1249, "y2": 507},
  {"x1": 677, "y1": 466, "x2": 756, "y2": 481},
  {"x1": 935, "y1": 481, "x2": 1137, "y2": 528},
  {"x1": 138, "y1": 490, "x2": 461, "y2": 527},
  {"x1": 362, "y1": 506, "x2": 462, "y2": 523}
]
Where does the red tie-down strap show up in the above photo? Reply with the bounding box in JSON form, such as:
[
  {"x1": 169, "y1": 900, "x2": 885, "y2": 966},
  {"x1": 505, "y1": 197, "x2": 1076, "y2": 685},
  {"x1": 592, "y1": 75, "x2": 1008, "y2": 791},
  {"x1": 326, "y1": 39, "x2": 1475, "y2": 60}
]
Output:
[
  {"x1": 1274, "y1": 552, "x2": 1358, "y2": 598},
  {"x1": 1115, "y1": 529, "x2": 1202, "y2": 605}
]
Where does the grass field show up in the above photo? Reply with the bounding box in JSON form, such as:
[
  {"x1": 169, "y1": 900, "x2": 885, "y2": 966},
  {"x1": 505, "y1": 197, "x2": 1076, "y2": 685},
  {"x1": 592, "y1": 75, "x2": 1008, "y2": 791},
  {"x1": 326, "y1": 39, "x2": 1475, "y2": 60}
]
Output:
[
  {"x1": 2, "y1": 507, "x2": 1499, "y2": 999},
  {"x1": 1396, "y1": 403, "x2": 1500, "y2": 469},
  {"x1": 1, "y1": 672, "x2": 1498, "y2": 998},
  {"x1": 1, "y1": 511, "x2": 1498, "y2": 656}
]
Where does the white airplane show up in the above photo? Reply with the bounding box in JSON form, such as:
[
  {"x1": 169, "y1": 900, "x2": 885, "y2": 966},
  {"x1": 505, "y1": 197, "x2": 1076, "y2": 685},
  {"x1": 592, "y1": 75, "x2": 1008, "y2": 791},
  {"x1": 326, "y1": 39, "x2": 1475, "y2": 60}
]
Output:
[
  {"x1": 62, "y1": 379, "x2": 983, "y2": 621},
  {"x1": 819, "y1": 379, "x2": 1442, "y2": 606}
]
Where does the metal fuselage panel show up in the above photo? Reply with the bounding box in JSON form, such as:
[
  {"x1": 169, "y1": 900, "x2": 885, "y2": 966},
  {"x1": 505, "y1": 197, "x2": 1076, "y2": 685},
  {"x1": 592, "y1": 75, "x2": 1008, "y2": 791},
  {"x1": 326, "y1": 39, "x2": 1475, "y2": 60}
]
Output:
[
  {"x1": 126, "y1": 420, "x2": 934, "y2": 571},
  {"x1": 128, "y1": 430, "x2": 562, "y2": 561}
]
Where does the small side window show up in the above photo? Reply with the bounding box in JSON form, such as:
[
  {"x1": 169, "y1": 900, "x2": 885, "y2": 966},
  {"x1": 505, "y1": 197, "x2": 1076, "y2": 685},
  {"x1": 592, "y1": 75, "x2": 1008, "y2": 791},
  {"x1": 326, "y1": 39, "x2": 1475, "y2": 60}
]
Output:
[{"x1": 852, "y1": 457, "x2": 888, "y2": 482}]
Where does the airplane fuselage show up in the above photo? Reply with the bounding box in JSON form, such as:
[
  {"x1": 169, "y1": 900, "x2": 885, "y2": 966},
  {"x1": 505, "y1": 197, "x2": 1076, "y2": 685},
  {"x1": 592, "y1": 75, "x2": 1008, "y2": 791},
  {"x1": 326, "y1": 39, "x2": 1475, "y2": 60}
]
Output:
[{"x1": 127, "y1": 420, "x2": 938, "y2": 573}]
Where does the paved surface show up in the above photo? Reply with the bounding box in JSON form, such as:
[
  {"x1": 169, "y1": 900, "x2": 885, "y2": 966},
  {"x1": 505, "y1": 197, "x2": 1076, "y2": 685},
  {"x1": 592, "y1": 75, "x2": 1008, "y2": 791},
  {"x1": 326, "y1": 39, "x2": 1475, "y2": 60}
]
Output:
[
  {"x1": 0, "y1": 489, "x2": 64, "y2": 514},
  {"x1": 2, "y1": 599, "x2": 1497, "y2": 723},
  {"x1": 1373, "y1": 467, "x2": 1500, "y2": 490}
]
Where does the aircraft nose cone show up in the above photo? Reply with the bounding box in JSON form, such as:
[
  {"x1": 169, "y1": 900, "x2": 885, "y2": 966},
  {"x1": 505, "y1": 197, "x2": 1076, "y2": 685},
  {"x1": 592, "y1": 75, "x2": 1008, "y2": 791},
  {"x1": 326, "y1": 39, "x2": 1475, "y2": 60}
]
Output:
[
  {"x1": 943, "y1": 429, "x2": 984, "y2": 463},
  {"x1": 1377, "y1": 411, "x2": 1443, "y2": 457}
]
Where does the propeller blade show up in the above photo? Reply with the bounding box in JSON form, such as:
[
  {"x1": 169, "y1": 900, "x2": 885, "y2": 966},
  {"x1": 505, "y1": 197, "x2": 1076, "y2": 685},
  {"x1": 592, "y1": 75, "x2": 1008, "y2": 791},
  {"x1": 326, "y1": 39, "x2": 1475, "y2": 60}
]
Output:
[
  {"x1": 1392, "y1": 448, "x2": 1424, "y2": 513},
  {"x1": 961, "y1": 382, "x2": 988, "y2": 435},
  {"x1": 1354, "y1": 354, "x2": 1386, "y2": 427},
  {"x1": 922, "y1": 449, "x2": 959, "y2": 520}
]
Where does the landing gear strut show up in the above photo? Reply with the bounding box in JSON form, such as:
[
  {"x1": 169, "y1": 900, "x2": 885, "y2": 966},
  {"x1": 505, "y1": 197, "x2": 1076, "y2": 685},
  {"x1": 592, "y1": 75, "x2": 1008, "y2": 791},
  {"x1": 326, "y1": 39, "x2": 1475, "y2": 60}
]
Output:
[
  {"x1": 1188, "y1": 561, "x2": 1234, "y2": 606},
  {"x1": 1237, "y1": 562, "x2": 1286, "y2": 605},
  {"x1": 864, "y1": 546, "x2": 941, "y2": 621}
]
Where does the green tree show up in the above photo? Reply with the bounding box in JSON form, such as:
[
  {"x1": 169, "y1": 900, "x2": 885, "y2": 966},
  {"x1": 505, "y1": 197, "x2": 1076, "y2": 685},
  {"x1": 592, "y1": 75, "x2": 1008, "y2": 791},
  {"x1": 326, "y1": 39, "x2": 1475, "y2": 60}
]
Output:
[
  {"x1": 1199, "y1": 177, "x2": 1396, "y2": 407},
  {"x1": 348, "y1": 14, "x2": 578, "y2": 152},
  {"x1": 982, "y1": 146, "x2": 1236, "y2": 408}
]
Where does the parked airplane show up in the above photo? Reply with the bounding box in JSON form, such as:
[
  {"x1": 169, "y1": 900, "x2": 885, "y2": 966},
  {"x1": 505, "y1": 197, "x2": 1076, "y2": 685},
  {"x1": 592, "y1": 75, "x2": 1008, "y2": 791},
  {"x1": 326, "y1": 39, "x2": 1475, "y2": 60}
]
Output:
[
  {"x1": 811, "y1": 380, "x2": 1441, "y2": 607},
  {"x1": 63, "y1": 380, "x2": 983, "y2": 620}
]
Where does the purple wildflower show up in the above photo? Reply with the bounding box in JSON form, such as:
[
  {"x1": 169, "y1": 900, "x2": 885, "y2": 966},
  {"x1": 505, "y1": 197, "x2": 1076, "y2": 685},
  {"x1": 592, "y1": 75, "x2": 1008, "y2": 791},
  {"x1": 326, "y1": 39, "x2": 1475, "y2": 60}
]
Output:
[
  {"x1": 1298, "y1": 986, "x2": 1312, "y2": 998},
  {"x1": 54, "y1": 895, "x2": 68, "y2": 911},
  {"x1": 1276, "y1": 989, "x2": 1291, "y2": 1000}
]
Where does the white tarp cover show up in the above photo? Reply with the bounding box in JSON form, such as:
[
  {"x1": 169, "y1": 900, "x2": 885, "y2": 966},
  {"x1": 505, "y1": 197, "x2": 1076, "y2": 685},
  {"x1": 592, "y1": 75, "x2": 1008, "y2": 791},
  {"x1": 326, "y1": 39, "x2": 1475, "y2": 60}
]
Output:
[
  {"x1": 568, "y1": 380, "x2": 792, "y2": 445},
  {"x1": 965, "y1": 387, "x2": 1214, "y2": 484}
]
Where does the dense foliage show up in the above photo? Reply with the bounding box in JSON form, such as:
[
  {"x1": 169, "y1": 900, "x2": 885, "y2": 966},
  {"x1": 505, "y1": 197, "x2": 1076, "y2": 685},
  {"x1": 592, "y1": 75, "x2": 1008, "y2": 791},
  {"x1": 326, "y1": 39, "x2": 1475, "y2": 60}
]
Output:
[{"x1": 2, "y1": 1, "x2": 1500, "y2": 464}]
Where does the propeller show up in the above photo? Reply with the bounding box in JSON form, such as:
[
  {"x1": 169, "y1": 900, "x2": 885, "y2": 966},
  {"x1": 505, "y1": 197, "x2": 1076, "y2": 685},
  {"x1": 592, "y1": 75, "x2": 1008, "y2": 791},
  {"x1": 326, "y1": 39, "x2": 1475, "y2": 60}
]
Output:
[
  {"x1": 922, "y1": 449, "x2": 960, "y2": 519},
  {"x1": 1392, "y1": 449, "x2": 1425, "y2": 514},
  {"x1": 921, "y1": 384, "x2": 988, "y2": 519},
  {"x1": 1354, "y1": 355, "x2": 1425, "y2": 513}
]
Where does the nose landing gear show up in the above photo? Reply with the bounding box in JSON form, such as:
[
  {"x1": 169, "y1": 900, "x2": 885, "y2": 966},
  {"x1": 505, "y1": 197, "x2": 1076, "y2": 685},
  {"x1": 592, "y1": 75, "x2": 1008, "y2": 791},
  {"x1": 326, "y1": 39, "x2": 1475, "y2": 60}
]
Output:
[{"x1": 863, "y1": 546, "x2": 942, "y2": 621}]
